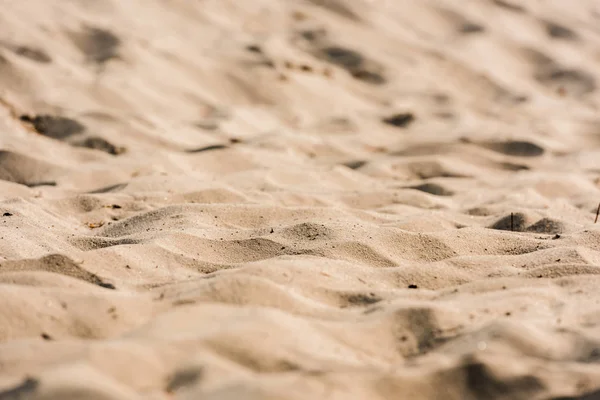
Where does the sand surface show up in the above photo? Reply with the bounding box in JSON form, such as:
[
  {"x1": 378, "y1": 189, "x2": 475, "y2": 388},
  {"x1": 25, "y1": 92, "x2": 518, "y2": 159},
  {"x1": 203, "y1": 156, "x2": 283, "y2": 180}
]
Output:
[{"x1": 2, "y1": 0, "x2": 600, "y2": 398}]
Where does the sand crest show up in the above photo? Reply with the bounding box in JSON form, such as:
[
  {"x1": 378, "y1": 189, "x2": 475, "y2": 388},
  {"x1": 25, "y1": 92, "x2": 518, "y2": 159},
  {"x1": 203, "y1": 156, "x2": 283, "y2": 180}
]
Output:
[{"x1": 1, "y1": 0, "x2": 600, "y2": 399}]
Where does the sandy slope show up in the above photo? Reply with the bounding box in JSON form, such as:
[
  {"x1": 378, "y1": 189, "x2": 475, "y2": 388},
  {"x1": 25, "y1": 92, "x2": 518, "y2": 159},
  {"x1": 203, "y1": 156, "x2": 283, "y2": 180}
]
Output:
[{"x1": 1, "y1": 0, "x2": 600, "y2": 398}]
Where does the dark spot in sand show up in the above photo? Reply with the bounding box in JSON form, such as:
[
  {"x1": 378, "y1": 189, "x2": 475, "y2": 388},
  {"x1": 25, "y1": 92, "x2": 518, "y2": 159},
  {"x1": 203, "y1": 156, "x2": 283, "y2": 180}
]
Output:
[
  {"x1": 342, "y1": 160, "x2": 367, "y2": 170},
  {"x1": 465, "y1": 361, "x2": 544, "y2": 399},
  {"x1": 70, "y1": 26, "x2": 121, "y2": 65},
  {"x1": 13, "y1": 46, "x2": 52, "y2": 63},
  {"x1": 344, "y1": 292, "x2": 382, "y2": 306},
  {"x1": 432, "y1": 93, "x2": 451, "y2": 104},
  {"x1": 74, "y1": 136, "x2": 126, "y2": 155},
  {"x1": 406, "y1": 160, "x2": 468, "y2": 180},
  {"x1": 521, "y1": 48, "x2": 554, "y2": 67},
  {"x1": 0, "y1": 377, "x2": 39, "y2": 399},
  {"x1": 513, "y1": 95, "x2": 529, "y2": 103},
  {"x1": 527, "y1": 218, "x2": 564, "y2": 234},
  {"x1": 491, "y1": 0, "x2": 525, "y2": 12},
  {"x1": 98, "y1": 282, "x2": 116, "y2": 290},
  {"x1": 490, "y1": 213, "x2": 527, "y2": 232},
  {"x1": 246, "y1": 51, "x2": 275, "y2": 69},
  {"x1": 460, "y1": 23, "x2": 485, "y2": 34},
  {"x1": 291, "y1": 10, "x2": 309, "y2": 21},
  {"x1": 166, "y1": 367, "x2": 203, "y2": 393},
  {"x1": 544, "y1": 21, "x2": 578, "y2": 40},
  {"x1": 316, "y1": 46, "x2": 386, "y2": 85},
  {"x1": 304, "y1": 0, "x2": 361, "y2": 21},
  {"x1": 300, "y1": 28, "x2": 328, "y2": 43},
  {"x1": 20, "y1": 114, "x2": 86, "y2": 139},
  {"x1": 194, "y1": 121, "x2": 219, "y2": 131},
  {"x1": 41, "y1": 333, "x2": 53, "y2": 340},
  {"x1": 87, "y1": 183, "x2": 127, "y2": 194},
  {"x1": 245, "y1": 44, "x2": 263, "y2": 53},
  {"x1": 2, "y1": 212, "x2": 12, "y2": 217},
  {"x1": 409, "y1": 183, "x2": 453, "y2": 196},
  {"x1": 581, "y1": 348, "x2": 600, "y2": 363},
  {"x1": 25, "y1": 181, "x2": 57, "y2": 188},
  {"x1": 263, "y1": 60, "x2": 276, "y2": 68},
  {"x1": 350, "y1": 69, "x2": 386, "y2": 85},
  {"x1": 484, "y1": 140, "x2": 545, "y2": 157},
  {"x1": 500, "y1": 162, "x2": 530, "y2": 171},
  {"x1": 322, "y1": 46, "x2": 363, "y2": 68},
  {"x1": 408, "y1": 284, "x2": 418, "y2": 289},
  {"x1": 393, "y1": 143, "x2": 452, "y2": 157},
  {"x1": 172, "y1": 299, "x2": 196, "y2": 307},
  {"x1": 535, "y1": 66, "x2": 595, "y2": 96},
  {"x1": 382, "y1": 113, "x2": 415, "y2": 128},
  {"x1": 185, "y1": 144, "x2": 228, "y2": 153}
]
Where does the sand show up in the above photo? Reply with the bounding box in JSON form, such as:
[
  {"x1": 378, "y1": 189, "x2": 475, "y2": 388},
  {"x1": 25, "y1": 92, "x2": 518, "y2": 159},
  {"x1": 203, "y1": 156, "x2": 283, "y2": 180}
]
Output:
[{"x1": 1, "y1": 0, "x2": 600, "y2": 398}]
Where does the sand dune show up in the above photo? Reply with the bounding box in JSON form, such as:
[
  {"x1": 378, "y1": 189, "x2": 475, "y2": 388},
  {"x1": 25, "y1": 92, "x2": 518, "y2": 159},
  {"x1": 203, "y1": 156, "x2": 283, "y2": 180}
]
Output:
[{"x1": 1, "y1": 0, "x2": 600, "y2": 398}]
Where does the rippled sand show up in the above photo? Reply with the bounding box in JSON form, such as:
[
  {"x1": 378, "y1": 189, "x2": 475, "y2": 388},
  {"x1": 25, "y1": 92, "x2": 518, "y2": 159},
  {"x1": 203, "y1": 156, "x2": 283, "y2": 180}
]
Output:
[{"x1": 1, "y1": 1, "x2": 600, "y2": 399}]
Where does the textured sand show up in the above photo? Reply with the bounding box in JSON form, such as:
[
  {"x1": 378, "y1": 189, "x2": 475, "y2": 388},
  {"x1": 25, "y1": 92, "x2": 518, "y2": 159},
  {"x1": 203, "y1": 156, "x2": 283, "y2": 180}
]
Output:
[{"x1": 2, "y1": 0, "x2": 600, "y2": 399}]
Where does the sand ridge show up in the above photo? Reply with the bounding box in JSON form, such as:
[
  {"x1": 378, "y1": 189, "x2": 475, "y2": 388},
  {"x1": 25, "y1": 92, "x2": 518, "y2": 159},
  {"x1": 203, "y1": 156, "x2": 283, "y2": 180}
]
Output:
[{"x1": 1, "y1": 0, "x2": 600, "y2": 398}]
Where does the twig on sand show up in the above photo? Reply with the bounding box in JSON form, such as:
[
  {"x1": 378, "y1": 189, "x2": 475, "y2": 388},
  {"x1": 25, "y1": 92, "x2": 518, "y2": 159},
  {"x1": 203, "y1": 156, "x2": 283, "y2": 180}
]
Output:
[{"x1": 595, "y1": 202, "x2": 600, "y2": 224}]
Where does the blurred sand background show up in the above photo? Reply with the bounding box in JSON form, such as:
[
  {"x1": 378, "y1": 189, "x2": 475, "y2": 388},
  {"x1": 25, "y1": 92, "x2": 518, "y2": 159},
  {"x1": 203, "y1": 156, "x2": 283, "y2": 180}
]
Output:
[{"x1": 1, "y1": 0, "x2": 600, "y2": 398}]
